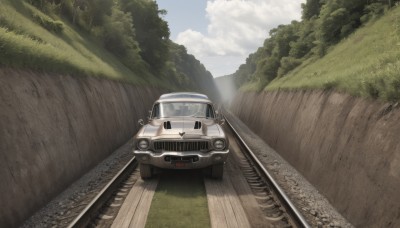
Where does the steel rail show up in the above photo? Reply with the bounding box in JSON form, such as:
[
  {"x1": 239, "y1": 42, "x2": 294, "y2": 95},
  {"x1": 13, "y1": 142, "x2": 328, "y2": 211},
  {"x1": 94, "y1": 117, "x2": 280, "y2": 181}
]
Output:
[
  {"x1": 225, "y1": 116, "x2": 311, "y2": 228},
  {"x1": 67, "y1": 156, "x2": 137, "y2": 228}
]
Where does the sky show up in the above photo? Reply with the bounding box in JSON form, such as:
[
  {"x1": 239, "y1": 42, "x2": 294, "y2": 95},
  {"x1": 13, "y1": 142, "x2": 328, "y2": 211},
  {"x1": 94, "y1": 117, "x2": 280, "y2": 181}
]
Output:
[{"x1": 157, "y1": 0, "x2": 305, "y2": 77}]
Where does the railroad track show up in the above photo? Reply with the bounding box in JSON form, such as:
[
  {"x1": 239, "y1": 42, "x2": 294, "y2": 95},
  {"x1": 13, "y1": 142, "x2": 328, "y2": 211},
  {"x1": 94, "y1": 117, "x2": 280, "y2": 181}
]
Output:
[
  {"x1": 67, "y1": 157, "x2": 138, "y2": 228},
  {"x1": 66, "y1": 119, "x2": 310, "y2": 228},
  {"x1": 225, "y1": 116, "x2": 310, "y2": 228}
]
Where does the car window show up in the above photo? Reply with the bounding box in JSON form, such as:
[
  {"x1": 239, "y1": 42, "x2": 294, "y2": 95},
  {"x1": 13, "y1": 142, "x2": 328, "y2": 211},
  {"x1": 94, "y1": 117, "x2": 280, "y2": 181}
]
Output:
[
  {"x1": 207, "y1": 104, "x2": 215, "y2": 118},
  {"x1": 151, "y1": 103, "x2": 160, "y2": 118},
  {"x1": 152, "y1": 102, "x2": 215, "y2": 118}
]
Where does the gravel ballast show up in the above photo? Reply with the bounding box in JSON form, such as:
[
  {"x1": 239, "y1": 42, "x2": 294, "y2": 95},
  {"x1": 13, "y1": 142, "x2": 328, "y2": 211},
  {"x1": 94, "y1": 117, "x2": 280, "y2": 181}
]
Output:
[
  {"x1": 21, "y1": 141, "x2": 134, "y2": 228},
  {"x1": 225, "y1": 110, "x2": 354, "y2": 228}
]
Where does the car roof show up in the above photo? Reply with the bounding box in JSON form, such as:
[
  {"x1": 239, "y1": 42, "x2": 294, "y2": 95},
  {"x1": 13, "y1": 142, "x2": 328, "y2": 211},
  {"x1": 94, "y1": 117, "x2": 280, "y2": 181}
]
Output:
[
  {"x1": 159, "y1": 92, "x2": 209, "y2": 100},
  {"x1": 156, "y1": 93, "x2": 211, "y2": 103}
]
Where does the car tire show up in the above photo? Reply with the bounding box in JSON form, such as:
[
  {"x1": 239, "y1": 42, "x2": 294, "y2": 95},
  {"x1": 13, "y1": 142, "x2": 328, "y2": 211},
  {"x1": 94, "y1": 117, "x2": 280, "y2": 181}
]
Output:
[
  {"x1": 211, "y1": 163, "x2": 224, "y2": 179},
  {"x1": 140, "y1": 163, "x2": 152, "y2": 179}
]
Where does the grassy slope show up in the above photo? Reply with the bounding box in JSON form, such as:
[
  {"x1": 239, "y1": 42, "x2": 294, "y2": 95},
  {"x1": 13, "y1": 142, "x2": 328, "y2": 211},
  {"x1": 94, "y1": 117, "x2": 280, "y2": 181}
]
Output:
[
  {"x1": 0, "y1": 0, "x2": 163, "y2": 86},
  {"x1": 265, "y1": 7, "x2": 400, "y2": 101}
]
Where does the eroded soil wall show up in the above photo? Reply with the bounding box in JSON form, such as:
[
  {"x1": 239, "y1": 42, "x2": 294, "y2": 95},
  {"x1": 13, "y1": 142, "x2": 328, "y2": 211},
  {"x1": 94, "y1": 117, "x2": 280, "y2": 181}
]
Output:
[
  {"x1": 0, "y1": 69, "x2": 163, "y2": 227},
  {"x1": 231, "y1": 90, "x2": 400, "y2": 227}
]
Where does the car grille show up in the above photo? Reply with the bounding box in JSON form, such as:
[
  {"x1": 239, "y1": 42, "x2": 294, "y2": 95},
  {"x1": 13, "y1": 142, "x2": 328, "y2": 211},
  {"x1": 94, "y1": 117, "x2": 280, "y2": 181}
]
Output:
[{"x1": 154, "y1": 141, "x2": 209, "y2": 152}]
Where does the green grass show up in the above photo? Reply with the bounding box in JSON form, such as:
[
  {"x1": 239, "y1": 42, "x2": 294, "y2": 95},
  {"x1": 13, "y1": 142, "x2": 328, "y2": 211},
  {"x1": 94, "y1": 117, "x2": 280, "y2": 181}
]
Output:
[
  {"x1": 265, "y1": 7, "x2": 400, "y2": 101},
  {"x1": 0, "y1": 0, "x2": 165, "y2": 87},
  {"x1": 145, "y1": 171, "x2": 210, "y2": 228}
]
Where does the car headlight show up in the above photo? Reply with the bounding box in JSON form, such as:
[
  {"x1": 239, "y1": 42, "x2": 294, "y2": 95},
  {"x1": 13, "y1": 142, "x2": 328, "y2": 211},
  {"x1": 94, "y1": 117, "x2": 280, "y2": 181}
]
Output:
[
  {"x1": 137, "y1": 139, "x2": 149, "y2": 150},
  {"x1": 213, "y1": 139, "x2": 225, "y2": 150}
]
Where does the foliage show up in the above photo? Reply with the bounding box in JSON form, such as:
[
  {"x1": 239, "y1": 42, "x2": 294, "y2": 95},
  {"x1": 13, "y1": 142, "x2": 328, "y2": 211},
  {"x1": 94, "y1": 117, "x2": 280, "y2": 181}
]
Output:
[
  {"x1": 278, "y1": 57, "x2": 302, "y2": 77},
  {"x1": 234, "y1": 52, "x2": 258, "y2": 87},
  {"x1": 10, "y1": 0, "x2": 171, "y2": 75},
  {"x1": 31, "y1": 11, "x2": 63, "y2": 33},
  {"x1": 0, "y1": 0, "x2": 135, "y2": 81},
  {"x1": 234, "y1": 0, "x2": 400, "y2": 101},
  {"x1": 92, "y1": 6, "x2": 146, "y2": 73},
  {"x1": 361, "y1": 3, "x2": 387, "y2": 23},
  {"x1": 301, "y1": 0, "x2": 322, "y2": 20},
  {"x1": 267, "y1": 7, "x2": 400, "y2": 101},
  {"x1": 119, "y1": 0, "x2": 170, "y2": 72},
  {"x1": 165, "y1": 42, "x2": 220, "y2": 100},
  {"x1": 234, "y1": 21, "x2": 302, "y2": 88},
  {"x1": 0, "y1": 0, "x2": 217, "y2": 95}
]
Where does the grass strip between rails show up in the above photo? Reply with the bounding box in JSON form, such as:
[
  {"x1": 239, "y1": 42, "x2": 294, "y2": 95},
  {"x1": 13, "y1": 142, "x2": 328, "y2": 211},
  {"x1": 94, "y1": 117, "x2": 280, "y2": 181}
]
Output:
[{"x1": 145, "y1": 170, "x2": 210, "y2": 228}]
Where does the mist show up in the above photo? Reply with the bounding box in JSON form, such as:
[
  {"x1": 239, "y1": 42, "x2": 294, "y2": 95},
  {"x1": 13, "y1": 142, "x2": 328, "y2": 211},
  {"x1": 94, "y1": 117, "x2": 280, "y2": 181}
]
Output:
[{"x1": 214, "y1": 75, "x2": 238, "y2": 107}]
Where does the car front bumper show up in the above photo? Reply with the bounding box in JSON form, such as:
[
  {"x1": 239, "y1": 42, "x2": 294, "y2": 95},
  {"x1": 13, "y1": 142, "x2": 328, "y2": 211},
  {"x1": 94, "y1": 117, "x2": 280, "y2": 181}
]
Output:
[{"x1": 133, "y1": 150, "x2": 229, "y2": 169}]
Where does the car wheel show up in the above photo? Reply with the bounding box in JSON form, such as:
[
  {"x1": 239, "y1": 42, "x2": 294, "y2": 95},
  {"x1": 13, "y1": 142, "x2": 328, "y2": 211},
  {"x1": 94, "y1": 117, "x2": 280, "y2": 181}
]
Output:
[
  {"x1": 140, "y1": 163, "x2": 152, "y2": 179},
  {"x1": 211, "y1": 163, "x2": 223, "y2": 179}
]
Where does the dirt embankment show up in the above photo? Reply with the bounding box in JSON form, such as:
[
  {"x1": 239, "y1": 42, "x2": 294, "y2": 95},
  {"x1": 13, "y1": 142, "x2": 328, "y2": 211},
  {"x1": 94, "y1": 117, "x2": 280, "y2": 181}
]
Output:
[
  {"x1": 0, "y1": 69, "x2": 164, "y2": 227},
  {"x1": 231, "y1": 90, "x2": 400, "y2": 227}
]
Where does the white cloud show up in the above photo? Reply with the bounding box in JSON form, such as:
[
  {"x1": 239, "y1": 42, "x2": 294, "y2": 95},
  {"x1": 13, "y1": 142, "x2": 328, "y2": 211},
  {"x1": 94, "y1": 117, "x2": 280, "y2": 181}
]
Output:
[{"x1": 175, "y1": 0, "x2": 305, "y2": 76}]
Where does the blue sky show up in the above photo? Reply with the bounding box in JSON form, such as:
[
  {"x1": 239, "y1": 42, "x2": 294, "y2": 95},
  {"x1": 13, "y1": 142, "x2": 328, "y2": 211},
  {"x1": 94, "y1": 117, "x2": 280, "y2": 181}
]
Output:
[
  {"x1": 157, "y1": 1, "x2": 208, "y2": 40},
  {"x1": 157, "y1": 0, "x2": 305, "y2": 77}
]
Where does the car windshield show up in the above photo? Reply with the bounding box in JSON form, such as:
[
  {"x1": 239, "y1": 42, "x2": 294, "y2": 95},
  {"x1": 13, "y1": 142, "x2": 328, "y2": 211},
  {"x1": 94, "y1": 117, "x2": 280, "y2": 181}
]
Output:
[{"x1": 152, "y1": 102, "x2": 215, "y2": 118}]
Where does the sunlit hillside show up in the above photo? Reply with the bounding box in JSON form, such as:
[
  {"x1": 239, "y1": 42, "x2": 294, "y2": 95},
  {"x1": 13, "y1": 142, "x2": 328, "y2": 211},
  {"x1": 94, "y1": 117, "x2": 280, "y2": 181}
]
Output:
[
  {"x1": 234, "y1": 1, "x2": 400, "y2": 101},
  {"x1": 267, "y1": 6, "x2": 400, "y2": 101},
  {"x1": 0, "y1": 0, "x2": 155, "y2": 84},
  {"x1": 0, "y1": 0, "x2": 218, "y2": 94}
]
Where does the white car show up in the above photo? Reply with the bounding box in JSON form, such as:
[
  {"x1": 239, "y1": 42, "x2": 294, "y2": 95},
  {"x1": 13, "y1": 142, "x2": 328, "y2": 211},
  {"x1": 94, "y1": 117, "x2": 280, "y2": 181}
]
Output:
[{"x1": 133, "y1": 92, "x2": 229, "y2": 179}]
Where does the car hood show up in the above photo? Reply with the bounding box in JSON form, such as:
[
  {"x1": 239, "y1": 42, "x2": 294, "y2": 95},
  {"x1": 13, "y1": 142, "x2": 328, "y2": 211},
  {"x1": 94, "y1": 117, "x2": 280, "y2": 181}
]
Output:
[{"x1": 139, "y1": 118, "x2": 223, "y2": 139}]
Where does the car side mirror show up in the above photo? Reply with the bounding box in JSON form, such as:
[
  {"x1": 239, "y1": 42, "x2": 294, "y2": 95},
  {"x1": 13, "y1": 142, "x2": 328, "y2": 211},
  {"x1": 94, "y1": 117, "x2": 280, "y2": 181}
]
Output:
[
  {"x1": 147, "y1": 110, "x2": 152, "y2": 122},
  {"x1": 219, "y1": 116, "x2": 225, "y2": 125},
  {"x1": 138, "y1": 119, "x2": 144, "y2": 126},
  {"x1": 216, "y1": 111, "x2": 225, "y2": 125}
]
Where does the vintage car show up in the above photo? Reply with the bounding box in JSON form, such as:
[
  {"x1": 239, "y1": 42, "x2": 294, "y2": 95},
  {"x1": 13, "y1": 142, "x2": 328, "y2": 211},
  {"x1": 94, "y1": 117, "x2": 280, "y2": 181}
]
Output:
[{"x1": 133, "y1": 92, "x2": 229, "y2": 179}]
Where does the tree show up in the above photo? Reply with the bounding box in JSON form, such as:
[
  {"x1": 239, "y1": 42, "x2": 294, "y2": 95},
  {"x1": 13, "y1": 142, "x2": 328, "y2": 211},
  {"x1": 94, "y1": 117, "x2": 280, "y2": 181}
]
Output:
[
  {"x1": 100, "y1": 7, "x2": 140, "y2": 60},
  {"x1": 302, "y1": 0, "x2": 323, "y2": 20},
  {"x1": 82, "y1": 0, "x2": 113, "y2": 27},
  {"x1": 120, "y1": 0, "x2": 170, "y2": 72},
  {"x1": 319, "y1": 7, "x2": 350, "y2": 43}
]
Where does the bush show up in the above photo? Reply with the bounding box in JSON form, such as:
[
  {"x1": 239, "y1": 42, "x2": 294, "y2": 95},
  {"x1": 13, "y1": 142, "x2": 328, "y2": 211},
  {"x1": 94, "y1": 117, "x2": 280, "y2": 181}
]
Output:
[
  {"x1": 340, "y1": 21, "x2": 356, "y2": 38},
  {"x1": 313, "y1": 41, "x2": 328, "y2": 57},
  {"x1": 362, "y1": 79, "x2": 381, "y2": 99},
  {"x1": 32, "y1": 13, "x2": 63, "y2": 33},
  {"x1": 322, "y1": 80, "x2": 338, "y2": 90},
  {"x1": 278, "y1": 57, "x2": 302, "y2": 77},
  {"x1": 386, "y1": 78, "x2": 400, "y2": 101},
  {"x1": 361, "y1": 3, "x2": 386, "y2": 24}
]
